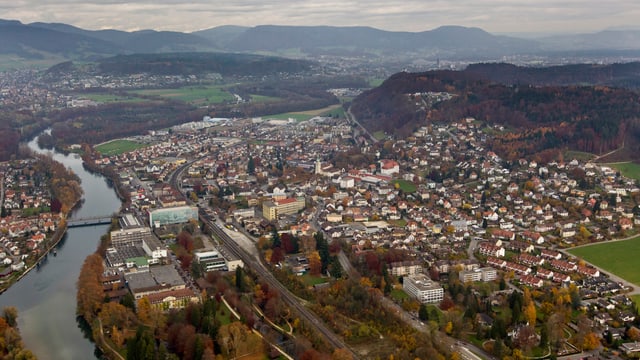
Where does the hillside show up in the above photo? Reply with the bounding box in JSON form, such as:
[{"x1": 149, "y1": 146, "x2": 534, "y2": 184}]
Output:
[
  {"x1": 95, "y1": 52, "x2": 313, "y2": 76},
  {"x1": 350, "y1": 68, "x2": 640, "y2": 162},
  {"x1": 466, "y1": 62, "x2": 640, "y2": 88},
  {"x1": 4, "y1": 19, "x2": 640, "y2": 66}
]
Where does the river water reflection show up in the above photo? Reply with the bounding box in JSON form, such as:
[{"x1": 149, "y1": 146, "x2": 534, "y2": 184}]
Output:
[{"x1": 0, "y1": 136, "x2": 121, "y2": 359}]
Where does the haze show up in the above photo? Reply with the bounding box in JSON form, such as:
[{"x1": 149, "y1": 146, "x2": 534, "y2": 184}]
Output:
[{"x1": 3, "y1": 0, "x2": 638, "y2": 34}]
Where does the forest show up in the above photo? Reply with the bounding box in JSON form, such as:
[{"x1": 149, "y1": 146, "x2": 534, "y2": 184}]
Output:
[{"x1": 350, "y1": 70, "x2": 640, "y2": 161}]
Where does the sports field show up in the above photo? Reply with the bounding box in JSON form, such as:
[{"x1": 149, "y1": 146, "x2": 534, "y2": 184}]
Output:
[
  {"x1": 95, "y1": 139, "x2": 149, "y2": 156},
  {"x1": 568, "y1": 236, "x2": 640, "y2": 285}
]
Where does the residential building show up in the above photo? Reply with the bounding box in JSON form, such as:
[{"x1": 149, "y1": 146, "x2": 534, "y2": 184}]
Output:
[{"x1": 403, "y1": 274, "x2": 444, "y2": 304}]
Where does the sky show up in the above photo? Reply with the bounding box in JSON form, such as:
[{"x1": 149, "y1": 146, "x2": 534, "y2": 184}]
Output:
[{"x1": 2, "y1": 0, "x2": 638, "y2": 34}]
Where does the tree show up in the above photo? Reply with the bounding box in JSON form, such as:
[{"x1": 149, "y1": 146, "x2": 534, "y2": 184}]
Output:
[
  {"x1": 308, "y1": 251, "x2": 322, "y2": 276},
  {"x1": 524, "y1": 301, "x2": 536, "y2": 327},
  {"x1": 247, "y1": 157, "x2": 255, "y2": 175},
  {"x1": 583, "y1": 332, "x2": 600, "y2": 351},
  {"x1": 235, "y1": 267, "x2": 245, "y2": 292},
  {"x1": 419, "y1": 304, "x2": 429, "y2": 321}
]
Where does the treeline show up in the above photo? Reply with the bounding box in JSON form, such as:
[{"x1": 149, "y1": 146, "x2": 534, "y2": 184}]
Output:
[
  {"x1": 0, "y1": 307, "x2": 36, "y2": 359},
  {"x1": 23, "y1": 152, "x2": 83, "y2": 214},
  {"x1": 351, "y1": 69, "x2": 640, "y2": 160},
  {"x1": 46, "y1": 101, "x2": 204, "y2": 146},
  {"x1": 466, "y1": 62, "x2": 640, "y2": 88},
  {"x1": 97, "y1": 52, "x2": 313, "y2": 77}
]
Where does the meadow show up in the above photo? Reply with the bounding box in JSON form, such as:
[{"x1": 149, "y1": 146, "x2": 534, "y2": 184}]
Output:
[
  {"x1": 130, "y1": 85, "x2": 234, "y2": 105},
  {"x1": 568, "y1": 236, "x2": 640, "y2": 285},
  {"x1": 606, "y1": 162, "x2": 640, "y2": 181}
]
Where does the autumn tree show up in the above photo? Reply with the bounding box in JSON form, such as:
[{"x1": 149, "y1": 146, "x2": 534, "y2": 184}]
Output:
[{"x1": 76, "y1": 253, "x2": 105, "y2": 322}]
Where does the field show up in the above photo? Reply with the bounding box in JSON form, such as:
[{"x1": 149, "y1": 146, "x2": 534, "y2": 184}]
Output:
[
  {"x1": 393, "y1": 179, "x2": 417, "y2": 193},
  {"x1": 263, "y1": 104, "x2": 344, "y2": 122},
  {"x1": 606, "y1": 162, "x2": 640, "y2": 181},
  {"x1": 568, "y1": 236, "x2": 640, "y2": 285},
  {"x1": 95, "y1": 139, "x2": 149, "y2": 156},
  {"x1": 564, "y1": 150, "x2": 596, "y2": 162},
  {"x1": 390, "y1": 289, "x2": 409, "y2": 301},
  {"x1": 249, "y1": 94, "x2": 281, "y2": 103},
  {"x1": 79, "y1": 93, "x2": 146, "y2": 103},
  {"x1": 130, "y1": 85, "x2": 234, "y2": 105},
  {"x1": 373, "y1": 131, "x2": 387, "y2": 141}
]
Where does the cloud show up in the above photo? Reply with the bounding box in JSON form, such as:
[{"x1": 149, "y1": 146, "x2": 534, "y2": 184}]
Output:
[{"x1": 3, "y1": 0, "x2": 638, "y2": 34}]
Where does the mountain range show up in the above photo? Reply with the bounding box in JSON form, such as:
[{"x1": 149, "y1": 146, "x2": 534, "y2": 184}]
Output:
[{"x1": 2, "y1": 19, "x2": 640, "y2": 64}]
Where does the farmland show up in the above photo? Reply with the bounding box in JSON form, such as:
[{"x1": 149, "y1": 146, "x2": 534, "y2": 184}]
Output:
[
  {"x1": 568, "y1": 236, "x2": 640, "y2": 285},
  {"x1": 130, "y1": 85, "x2": 235, "y2": 105},
  {"x1": 606, "y1": 162, "x2": 640, "y2": 181}
]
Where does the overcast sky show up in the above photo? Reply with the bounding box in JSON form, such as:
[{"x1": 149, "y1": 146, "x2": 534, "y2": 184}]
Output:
[{"x1": 3, "y1": 0, "x2": 638, "y2": 34}]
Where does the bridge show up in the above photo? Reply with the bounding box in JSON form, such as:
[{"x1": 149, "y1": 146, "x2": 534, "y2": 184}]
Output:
[{"x1": 67, "y1": 215, "x2": 113, "y2": 228}]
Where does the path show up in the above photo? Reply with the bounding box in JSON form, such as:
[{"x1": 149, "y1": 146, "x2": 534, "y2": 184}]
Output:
[
  {"x1": 593, "y1": 140, "x2": 624, "y2": 162},
  {"x1": 97, "y1": 317, "x2": 125, "y2": 360}
]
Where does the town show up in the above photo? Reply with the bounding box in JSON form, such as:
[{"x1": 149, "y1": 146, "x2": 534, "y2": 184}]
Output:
[{"x1": 3, "y1": 68, "x2": 640, "y2": 359}]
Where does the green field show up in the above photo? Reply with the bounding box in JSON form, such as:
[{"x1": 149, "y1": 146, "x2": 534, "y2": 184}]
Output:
[
  {"x1": 80, "y1": 93, "x2": 146, "y2": 103},
  {"x1": 131, "y1": 85, "x2": 234, "y2": 105},
  {"x1": 368, "y1": 78, "x2": 385, "y2": 87},
  {"x1": 393, "y1": 179, "x2": 417, "y2": 193},
  {"x1": 564, "y1": 150, "x2": 596, "y2": 162},
  {"x1": 568, "y1": 236, "x2": 640, "y2": 285},
  {"x1": 263, "y1": 104, "x2": 344, "y2": 122},
  {"x1": 373, "y1": 131, "x2": 387, "y2": 141},
  {"x1": 606, "y1": 162, "x2": 640, "y2": 181},
  {"x1": 95, "y1": 139, "x2": 149, "y2": 156},
  {"x1": 0, "y1": 55, "x2": 64, "y2": 71},
  {"x1": 263, "y1": 113, "x2": 314, "y2": 121},
  {"x1": 390, "y1": 289, "x2": 410, "y2": 301},
  {"x1": 301, "y1": 274, "x2": 328, "y2": 287},
  {"x1": 249, "y1": 94, "x2": 281, "y2": 103}
]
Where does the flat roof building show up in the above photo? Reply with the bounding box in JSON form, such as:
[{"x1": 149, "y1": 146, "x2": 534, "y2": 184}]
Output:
[{"x1": 403, "y1": 274, "x2": 444, "y2": 304}]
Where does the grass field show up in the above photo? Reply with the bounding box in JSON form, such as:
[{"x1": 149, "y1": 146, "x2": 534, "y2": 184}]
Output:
[
  {"x1": 95, "y1": 139, "x2": 149, "y2": 156},
  {"x1": 80, "y1": 93, "x2": 145, "y2": 103},
  {"x1": 564, "y1": 150, "x2": 597, "y2": 162},
  {"x1": 263, "y1": 104, "x2": 344, "y2": 122},
  {"x1": 390, "y1": 289, "x2": 410, "y2": 301},
  {"x1": 606, "y1": 162, "x2": 640, "y2": 181},
  {"x1": 131, "y1": 85, "x2": 234, "y2": 105},
  {"x1": 393, "y1": 179, "x2": 417, "y2": 193},
  {"x1": 249, "y1": 94, "x2": 281, "y2": 103},
  {"x1": 301, "y1": 274, "x2": 328, "y2": 286},
  {"x1": 368, "y1": 78, "x2": 385, "y2": 87},
  {"x1": 373, "y1": 131, "x2": 386, "y2": 141},
  {"x1": 568, "y1": 236, "x2": 640, "y2": 285}
]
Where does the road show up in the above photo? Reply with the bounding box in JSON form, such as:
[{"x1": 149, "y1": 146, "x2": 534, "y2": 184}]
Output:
[{"x1": 346, "y1": 107, "x2": 378, "y2": 144}]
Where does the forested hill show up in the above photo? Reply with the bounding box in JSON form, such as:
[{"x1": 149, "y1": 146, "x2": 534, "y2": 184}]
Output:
[
  {"x1": 466, "y1": 62, "x2": 640, "y2": 88},
  {"x1": 96, "y1": 52, "x2": 313, "y2": 76},
  {"x1": 350, "y1": 69, "x2": 640, "y2": 162}
]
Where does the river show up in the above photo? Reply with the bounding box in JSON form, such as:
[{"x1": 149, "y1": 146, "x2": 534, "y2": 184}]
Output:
[{"x1": 0, "y1": 135, "x2": 121, "y2": 359}]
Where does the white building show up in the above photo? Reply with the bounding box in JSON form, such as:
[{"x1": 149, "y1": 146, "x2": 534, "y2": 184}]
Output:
[{"x1": 403, "y1": 274, "x2": 444, "y2": 304}]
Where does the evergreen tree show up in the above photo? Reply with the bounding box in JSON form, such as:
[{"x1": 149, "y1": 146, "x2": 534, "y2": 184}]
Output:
[
  {"x1": 419, "y1": 304, "x2": 429, "y2": 321},
  {"x1": 247, "y1": 157, "x2": 255, "y2": 175},
  {"x1": 235, "y1": 267, "x2": 245, "y2": 292}
]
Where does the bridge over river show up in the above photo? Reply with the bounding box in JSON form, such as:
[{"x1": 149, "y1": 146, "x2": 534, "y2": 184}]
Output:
[{"x1": 67, "y1": 215, "x2": 113, "y2": 228}]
